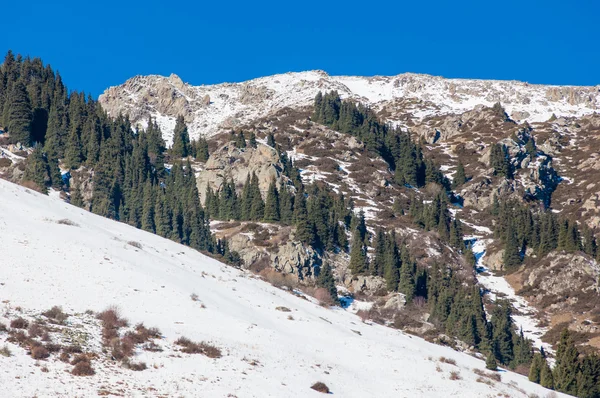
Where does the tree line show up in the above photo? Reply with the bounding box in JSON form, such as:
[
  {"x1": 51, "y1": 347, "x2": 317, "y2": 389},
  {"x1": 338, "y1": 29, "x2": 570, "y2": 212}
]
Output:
[{"x1": 0, "y1": 51, "x2": 239, "y2": 266}]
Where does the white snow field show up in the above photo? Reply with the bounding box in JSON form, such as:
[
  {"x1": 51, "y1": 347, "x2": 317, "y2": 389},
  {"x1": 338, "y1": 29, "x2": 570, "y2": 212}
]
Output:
[{"x1": 0, "y1": 178, "x2": 564, "y2": 397}]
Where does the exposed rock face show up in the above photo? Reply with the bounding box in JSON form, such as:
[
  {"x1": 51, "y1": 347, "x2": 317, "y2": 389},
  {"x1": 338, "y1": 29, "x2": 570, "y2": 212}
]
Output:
[
  {"x1": 213, "y1": 222, "x2": 319, "y2": 281},
  {"x1": 197, "y1": 142, "x2": 283, "y2": 203}
]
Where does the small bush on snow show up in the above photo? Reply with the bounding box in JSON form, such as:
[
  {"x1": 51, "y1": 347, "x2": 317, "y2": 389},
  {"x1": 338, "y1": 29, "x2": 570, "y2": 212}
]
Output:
[
  {"x1": 72, "y1": 361, "x2": 95, "y2": 376},
  {"x1": 10, "y1": 317, "x2": 28, "y2": 329},
  {"x1": 310, "y1": 382, "x2": 330, "y2": 393}
]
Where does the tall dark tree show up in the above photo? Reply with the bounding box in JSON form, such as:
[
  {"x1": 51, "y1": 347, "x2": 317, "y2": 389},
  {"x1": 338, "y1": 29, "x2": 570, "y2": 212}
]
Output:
[
  {"x1": 6, "y1": 81, "x2": 32, "y2": 145},
  {"x1": 171, "y1": 115, "x2": 190, "y2": 158}
]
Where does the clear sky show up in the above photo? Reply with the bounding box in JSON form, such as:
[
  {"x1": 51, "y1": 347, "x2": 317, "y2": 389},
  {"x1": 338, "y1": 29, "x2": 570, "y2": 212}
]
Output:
[{"x1": 1, "y1": 0, "x2": 598, "y2": 97}]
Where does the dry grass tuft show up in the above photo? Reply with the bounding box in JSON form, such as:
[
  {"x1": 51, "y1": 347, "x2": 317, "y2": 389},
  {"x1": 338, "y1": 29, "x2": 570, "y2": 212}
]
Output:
[
  {"x1": 310, "y1": 382, "x2": 330, "y2": 393},
  {"x1": 175, "y1": 336, "x2": 222, "y2": 358}
]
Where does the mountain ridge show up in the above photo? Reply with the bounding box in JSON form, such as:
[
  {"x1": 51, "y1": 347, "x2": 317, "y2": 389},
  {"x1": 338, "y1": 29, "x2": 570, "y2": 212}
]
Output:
[{"x1": 99, "y1": 70, "x2": 600, "y2": 144}]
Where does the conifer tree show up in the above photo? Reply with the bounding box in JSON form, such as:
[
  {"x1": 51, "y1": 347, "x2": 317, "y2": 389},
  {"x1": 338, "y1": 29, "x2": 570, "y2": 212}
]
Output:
[
  {"x1": 195, "y1": 137, "x2": 209, "y2": 162},
  {"x1": 293, "y1": 192, "x2": 314, "y2": 246},
  {"x1": 540, "y1": 361, "x2": 555, "y2": 390},
  {"x1": 24, "y1": 145, "x2": 49, "y2": 193},
  {"x1": 529, "y1": 353, "x2": 543, "y2": 383},
  {"x1": 141, "y1": 181, "x2": 155, "y2": 232},
  {"x1": 279, "y1": 185, "x2": 294, "y2": 225},
  {"x1": 453, "y1": 161, "x2": 466, "y2": 188},
  {"x1": 6, "y1": 80, "x2": 32, "y2": 145},
  {"x1": 64, "y1": 125, "x2": 83, "y2": 169},
  {"x1": 263, "y1": 179, "x2": 280, "y2": 222},
  {"x1": 486, "y1": 353, "x2": 498, "y2": 371},
  {"x1": 248, "y1": 174, "x2": 265, "y2": 221},
  {"x1": 171, "y1": 116, "x2": 190, "y2": 158},
  {"x1": 317, "y1": 262, "x2": 339, "y2": 305},
  {"x1": 249, "y1": 131, "x2": 257, "y2": 148},
  {"x1": 554, "y1": 328, "x2": 579, "y2": 395},
  {"x1": 349, "y1": 228, "x2": 368, "y2": 275},
  {"x1": 266, "y1": 132, "x2": 276, "y2": 148}
]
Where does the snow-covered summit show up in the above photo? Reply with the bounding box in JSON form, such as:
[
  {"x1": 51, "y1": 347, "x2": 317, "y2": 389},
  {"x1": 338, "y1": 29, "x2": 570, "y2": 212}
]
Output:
[{"x1": 99, "y1": 69, "x2": 600, "y2": 142}]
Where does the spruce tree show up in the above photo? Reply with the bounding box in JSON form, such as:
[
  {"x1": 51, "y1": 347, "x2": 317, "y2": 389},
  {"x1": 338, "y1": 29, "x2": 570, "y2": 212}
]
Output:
[
  {"x1": 529, "y1": 353, "x2": 543, "y2": 383},
  {"x1": 263, "y1": 179, "x2": 280, "y2": 222},
  {"x1": 23, "y1": 145, "x2": 49, "y2": 194},
  {"x1": 554, "y1": 328, "x2": 579, "y2": 395},
  {"x1": 349, "y1": 228, "x2": 368, "y2": 275},
  {"x1": 453, "y1": 161, "x2": 466, "y2": 188},
  {"x1": 171, "y1": 115, "x2": 190, "y2": 158},
  {"x1": 266, "y1": 132, "x2": 276, "y2": 148},
  {"x1": 6, "y1": 80, "x2": 32, "y2": 145},
  {"x1": 486, "y1": 353, "x2": 498, "y2": 371},
  {"x1": 249, "y1": 131, "x2": 258, "y2": 148},
  {"x1": 540, "y1": 361, "x2": 554, "y2": 390},
  {"x1": 317, "y1": 262, "x2": 339, "y2": 305},
  {"x1": 279, "y1": 185, "x2": 294, "y2": 225},
  {"x1": 64, "y1": 125, "x2": 83, "y2": 169},
  {"x1": 293, "y1": 192, "x2": 314, "y2": 246}
]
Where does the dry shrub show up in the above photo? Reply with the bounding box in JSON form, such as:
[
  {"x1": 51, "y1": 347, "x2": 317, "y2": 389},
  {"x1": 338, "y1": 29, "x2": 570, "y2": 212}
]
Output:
[
  {"x1": 439, "y1": 356, "x2": 457, "y2": 366},
  {"x1": 310, "y1": 382, "x2": 330, "y2": 394},
  {"x1": 59, "y1": 352, "x2": 70, "y2": 362},
  {"x1": 0, "y1": 345, "x2": 11, "y2": 357},
  {"x1": 0, "y1": 322, "x2": 7, "y2": 332},
  {"x1": 127, "y1": 241, "x2": 142, "y2": 249},
  {"x1": 476, "y1": 376, "x2": 494, "y2": 386},
  {"x1": 190, "y1": 293, "x2": 199, "y2": 301},
  {"x1": 275, "y1": 306, "x2": 291, "y2": 312},
  {"x1": 45, "y1": 343, "x2": 62, "y2": 353},
  {"x1": 10, "y1": 317, "x2": 29, "y2": 329},
  {"x1": 143, "y1": 342, "x2": 163, "y2": 352},
  {"x1": 473, "y1": 368, "x2": 501, "y2": 382},
  {"x1": 7, "y1": 330, "x2": 28, "y2": 345},
  {"x1": 71, "y1": 353, "x2": 93, "y2": 366},
  {"x1": 31, "y1": 346, "x2": 49, "y2": 359},
  {"x1": 56, "y1": 219, "x2": 79, "y2": 227},
  {"x1": 0, "y1": 158, "x2": 12, "y2": 167},
  {"x1": 97, "y1": 307, "x2": 129, "y2": 329},
  {"x1": 40, "y1": 366, "x2": 49, "y2": 373},
  {"x1": 259, "y1": 268, "x2": 297, "y2": 290},
  {"x1": 314, "y1": 288, "x2": 336, "y2": 306},
  {"x1": 72, "y1": 361, "x2": 95, "y2": 376},
  {"x1": 28, "y1": 322, "x2": 45, "y2": 338},
  {"x1": 449, "y1": 371, "x2": 461, "y2": 380},
  {"x1": 124, "y1": 360, "x2": 147, "y2": 371},
  {"x1": 125, "y1": 323, "x2": 161, "y2": 345},
  {"x1": 175, "y1": 337, "x2": 222, "y2": 358},
  {"x1": 63, "y1": 344, "x2": 83, "y2": 354},
  {"x1": 42, "y1": 306, "x2": 69, "y2": 324},
  {"x1": 109, "y1": 336, "x2": 135, "y2": 360}
]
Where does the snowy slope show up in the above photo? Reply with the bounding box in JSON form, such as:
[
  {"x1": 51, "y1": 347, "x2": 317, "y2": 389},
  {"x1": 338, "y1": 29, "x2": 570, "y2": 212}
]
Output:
[
  {"x1": 99, "y1": 70, "x2": 600, "y2": 142},
  {"x1": 0, "y1": 178, "x2": 565, "y2": 398}
]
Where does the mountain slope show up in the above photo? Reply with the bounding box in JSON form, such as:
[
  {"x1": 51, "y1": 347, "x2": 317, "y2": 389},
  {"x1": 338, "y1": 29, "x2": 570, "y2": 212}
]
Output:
[
  {"x1": 0, "y1": 178, "x2": 562, "y2": 397},
  {"x1": 99, "y1": 71, "x2": 600, "y2": 143}
]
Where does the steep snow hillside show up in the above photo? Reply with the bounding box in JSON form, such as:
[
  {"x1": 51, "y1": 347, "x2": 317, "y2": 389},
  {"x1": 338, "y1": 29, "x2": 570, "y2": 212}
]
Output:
[
  {"x1": 99, "y1": 70, "x2": 600, "y2": 142},
  {"x1": 0, "y1": 178, "x2": 563, "y2": 397}
]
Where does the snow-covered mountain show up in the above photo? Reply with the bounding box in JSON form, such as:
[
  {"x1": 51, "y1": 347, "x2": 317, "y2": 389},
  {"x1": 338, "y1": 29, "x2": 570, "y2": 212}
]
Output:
[
  {"x1": 0, "y1": 178, "x2": 563, "y2": 397},
  {"x1": 99, "y1": 70, "x2": 600, "y2": 143}
]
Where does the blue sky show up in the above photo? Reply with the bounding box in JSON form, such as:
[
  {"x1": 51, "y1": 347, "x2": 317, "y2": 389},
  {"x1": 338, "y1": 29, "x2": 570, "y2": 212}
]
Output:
[{"x1": 1, "y1": 1, "x2": 598, "y2": 96}]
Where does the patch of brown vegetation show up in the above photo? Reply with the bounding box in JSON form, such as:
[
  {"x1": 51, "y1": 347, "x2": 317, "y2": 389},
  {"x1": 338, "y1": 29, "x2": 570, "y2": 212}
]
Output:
[
  {"x1": 310, "y1": 382, "x2": 330, "y2": 394},
  {"x1": 174, "y1": 337, "x2": 222, "y2": 358}
]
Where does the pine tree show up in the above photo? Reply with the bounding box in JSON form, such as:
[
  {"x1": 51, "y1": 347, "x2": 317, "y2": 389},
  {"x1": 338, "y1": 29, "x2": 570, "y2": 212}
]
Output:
[
  {"x1": 171, "y1": 116, "x2": 190, "y2": 158},
  {"x1": 349, "y1": 228, "x2": 368, "y2": 275},
  {"x1": 23, "y1": 145, "x2": 49, "y2": 194},
  {"x1": 248, "y1": 132, "x2": 258, "y2": 148},
  {"x1": 554, "y1": 328, "x2": 579, "y2": 395},
  {"x1": 540, "y1": 361, "x2": 554, "y2": 390},
  {"x1": 64, "y1": 125, "x2": 83, "y2": 169},
  {"x1": 263, "y1": 179, "x2": 280, "y2": 222},
  {"x1": 529, "y1": 353, "x2": 543, "y2": 383},
  {"x1": 293, "y1": 192, "x2": 314, "y2": 246},
  {"x1": 266, "y1": 132, "x2": 276, "y2": 148},
  {"x1": 279, "y1": 185, "x2": 294, "y2": 225},
  {"x1": 503, "y1": 226, "x2": 522, "y2": 270},
  {"x1": 486, "y1": 353, "x2": 498, "y2": 371},
  {"x1": 453, "y1": 161, "x2": 466, "y2": 188},
  {"x1": 317, "y1": 262, "x2": 339, "y2": 305},
  {"x1": 6, "y1": 80, "x2": 32, "y2": 145},
  {"x1": 141, "y1": 181, "x2": 155, "y2": 232},
  {"x1": 195, "y1": 137, "x2": 209, "y2": 162}
]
